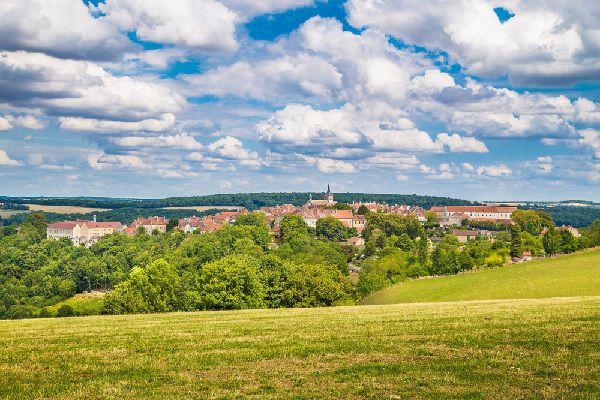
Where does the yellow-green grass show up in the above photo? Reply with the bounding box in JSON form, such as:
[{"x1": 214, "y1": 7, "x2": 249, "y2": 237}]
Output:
[
  {"x1": 1, "y1": 297, "x2": 599, "y2": 399},
  {"x1": 25, "y1": 204, "x2": 111, "y2": 214},
  {"x1": 0, "y1": 210, "x2": 29, "y2": 218},
  {"x1": 162, "y1": 206, "x2": 242, "y2": 211},
  {"x1": 364, "y1": 249, "x2": 600, "y2": 305},
  {"x1": 44, "y1": 292, "x2": 106, "y2": 316}
]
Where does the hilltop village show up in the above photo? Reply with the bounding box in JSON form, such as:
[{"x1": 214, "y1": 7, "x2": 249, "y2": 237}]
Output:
[{"x1": 46, "y1": 186, "x2": 535, "y2": 247}]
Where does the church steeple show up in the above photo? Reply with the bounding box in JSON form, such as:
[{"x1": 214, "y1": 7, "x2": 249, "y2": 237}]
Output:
[{"x1": 325, "y1": 184, "x2": 333, "y2": 204}]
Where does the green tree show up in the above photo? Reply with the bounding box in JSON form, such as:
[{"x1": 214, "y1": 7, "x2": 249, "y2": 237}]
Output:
[
  {"x1": 510, "y1": 224, "x2": 522, "y2": 258},
  {"x1": 542, "y1": 227, "x2": 562, "y2": 256},
  {"x1": 102, "y1": 259, "x2": 182, "y2": 314},
  {"x1": 166, "y1": 218, "x2": 179, "y2": 232},
  {"x1": 559, "y1": 229, "x2": 575, "y2": 253},
  {"x1": 316, "y1": 216, "x2": 350, "y2": 242},
  {"x1": 281, "y1": 263, "x2": 354, "y2": 307},
  {"x1": 279, "y1": 215, "x2": 309, "y2": 242},
  {"x1": 512, "y1": 210, "x2": 543, "y2": 235},
  {"x1": 235, "y1": 212, "x2": 267, "y2": 228},
  {"x1": 357, "y1": 205, "x2": 369, "y2": 215},
  {"x1": 197, "y1": 255, "x2": 265, "y2": 310},
  {"x1": 332, "y1": 202, "x2": 352, "y2": 211},
  {"x1": 417, "y1": 236, "x2": 429, "y2": 268}
]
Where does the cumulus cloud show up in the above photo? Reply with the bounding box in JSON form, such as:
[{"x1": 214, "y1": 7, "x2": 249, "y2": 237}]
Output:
[
  {"x1": 96, "y1": 0, "x2": 238, "y2": 53},
  {"x1": 314, "y1": 158, "x2": 356, "y2": 174},
  {"x1": 476, "y1": 164, "x2": 512, "y2": 177},
  {"x1": 4, "y1": 115, "x2": 46, "y2": 130},
  {"x1": 0, "y1": 117, "x2": 12, "y2": 131},
  {"x1": 219, "y1": 0, "x2": 315, "y2": 20},
  {"x1": 207, "y1": 136, "x2": 262, "y2": 168},
  {"x1": 110, "y1": 133, "x2": 203, "y2": 151},
  {"x1": 346, "y1": 0, "x2": 600, "y2": 86},
  {"x1": 186, "y1": 17, "x2": 429, "y2": 105},
  {"x1": 0, "y1": 0, "x2": 131, "y2": 60},
  {"x1": 579, "y1": 129, "x2": 600, "y2": 158},
  {"x1": 0, "y1": 51, "x2": 185, "y2": 123},
  {"x1": 257, "y1": 102, "x2": 487, "y2": 156},
  {"x1": 0, "y1": 148, "x2": 20, "y2": 166},
  {"x1": 59, "y1": 114, "x2": 176, "y2": 132}
]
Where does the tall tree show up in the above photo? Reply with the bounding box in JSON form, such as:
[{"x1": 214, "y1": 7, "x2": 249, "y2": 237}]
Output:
[{"x1": 510, "y1": 224, "x2": 523, "y2": 258}]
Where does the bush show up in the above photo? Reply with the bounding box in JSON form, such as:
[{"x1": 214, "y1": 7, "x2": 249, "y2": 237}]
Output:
[{"x1": 56, "y1": 304, "x2": 75, "y2": 318}]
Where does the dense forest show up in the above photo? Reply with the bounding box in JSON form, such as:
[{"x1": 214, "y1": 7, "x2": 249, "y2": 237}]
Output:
[
  {"x1": 1, "y1": 207, "x2": 599, "y2": 320},
  {"x1": 1, "y1": 208, "x2": 222, "y2": 226},
  {"x1": 1, "y1": 192, "x2": 478, "y2": 210},
  {"x1": 520, "y1": 205, "x2": 600, "y2": 228}
]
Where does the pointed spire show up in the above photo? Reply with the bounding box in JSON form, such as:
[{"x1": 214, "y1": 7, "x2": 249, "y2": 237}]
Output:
[{"x1": 327, "y1": 184, "x2": 331, "y2": 194}]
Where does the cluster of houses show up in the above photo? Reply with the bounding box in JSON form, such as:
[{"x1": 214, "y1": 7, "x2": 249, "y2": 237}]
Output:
[{"x1": 48, "y1": 186, "x2": 582, "y2": 248}]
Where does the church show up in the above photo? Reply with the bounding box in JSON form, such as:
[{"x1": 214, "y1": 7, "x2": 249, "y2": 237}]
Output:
[{"x1": 305, "y1": 185, "x2": 337, "y2": 208}]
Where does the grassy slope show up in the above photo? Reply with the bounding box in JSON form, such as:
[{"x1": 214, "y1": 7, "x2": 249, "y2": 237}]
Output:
[
  {"x1": 0, "y1": 297, "x2": 599, "y2": 399},
  {"x1": 364, "y1": 249, "x2": 600, "y2": 305}
]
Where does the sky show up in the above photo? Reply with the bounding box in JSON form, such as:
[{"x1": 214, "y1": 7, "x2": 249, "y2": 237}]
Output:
[{"x1": 1, "y1": 0, "x2": 600, "y2": 201}]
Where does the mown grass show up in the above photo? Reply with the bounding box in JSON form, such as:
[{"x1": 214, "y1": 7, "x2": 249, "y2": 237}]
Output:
[
  {"x1": 1, "y1": 296, "x2": 599, "y2": 399},
  {"x1": 364, "y1": 249, "x2": 600, "y2": 305},
  {"x1": 25, "y1": 204, "x2": 110, "y2": 213}
]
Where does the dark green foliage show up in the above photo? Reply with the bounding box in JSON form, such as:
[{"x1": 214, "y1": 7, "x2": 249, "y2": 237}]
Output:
[
  {"x1": 315, "y1": 216, "x2": 352, "y2": 242},
  {"x1": 364, "y1": 213, "x2": 422, "y2": 240},
  {"x1": 2, "y1": 193, "x2": 477, "y2": 211},
  {"x1": 234, "y1": 212, "x2": 267, "y2": 228},
  {"x1": 510, "y1": 224, "x2": 522, "y2": 258},
  {"x1": 430, "y1": 243, "x2": 460, "y2": 275},
  {"x1": 196, "y1": 255, "x2": 265, "y2": 310},
  {"x1": 56, "y1": 304, "x2": 75, "y2": 318},
  {"x1": 542, "y1": 227, "x2": 562, "y2": 255},
  {"x1": 356, "y1": 205, "x2": 369, "y2": 215},
  {"x1": 279, "y1": 215, "x2": 308, "y2": 242}
]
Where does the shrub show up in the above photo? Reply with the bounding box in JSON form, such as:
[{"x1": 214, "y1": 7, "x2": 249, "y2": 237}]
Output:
[{"x1": 56, "y1": 304, "x2": 75, "y2": 318}]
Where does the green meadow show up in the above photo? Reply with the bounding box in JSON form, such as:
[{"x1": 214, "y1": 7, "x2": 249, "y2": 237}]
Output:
[
  {"x1": 364, "y1": 249, "x2": 600, "y2": 305},
  {"x1": 1, "y1": 296, "x2": 599, "y2": 399}
]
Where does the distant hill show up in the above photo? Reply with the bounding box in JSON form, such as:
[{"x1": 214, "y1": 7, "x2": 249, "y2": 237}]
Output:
[
  {"x1": 364, "y1": 249, "x2": 600, "y2": 305},
  {"x1": 1, "y1": 193, "x2": 478, "y2": 210}
]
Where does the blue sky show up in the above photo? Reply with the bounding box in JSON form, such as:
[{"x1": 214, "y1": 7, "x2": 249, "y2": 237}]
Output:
[{"x1": 1, "y1": 0, "x2": 600, "y2": 201}]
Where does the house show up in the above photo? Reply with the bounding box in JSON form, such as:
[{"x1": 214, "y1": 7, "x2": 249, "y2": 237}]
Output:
[
  {"x1": 431, "y1": 206, "x2": 516, "y2": 225},
  {"x1": 331, "y1": 209, "x2": 353, "y2": 228},
  {"x1": 352, "y1": 215, "x2": 366, "y2": 233},
  {"x1": 47, "y1": 219, "x2": 122, "y2": 246},
  {"x1": 347, "y1": 237, "x2": 365, "y2": 246},
  {"x1": 130, "y1": 216, "x2": 169, "y2": 234},
  {"x1": 452, "y1": 229, "x2": 479, "y2": 243}
]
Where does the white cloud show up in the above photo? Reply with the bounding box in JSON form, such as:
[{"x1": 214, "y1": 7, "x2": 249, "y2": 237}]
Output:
[
  {"x1": 4, "y1": 115, "x2": 46, "y2": 130},
  {"x1": 579, "y1": 129, "x2": 600, "y2": 158},
  {"x1": 436, "y1": 132, "x2": 488, "y2": 153},
  {"x1": 476, "y1": 164, "x2": 512, "y2": 177},
  {"x1": 96, "y1": 0, "x2": 238, "y2": 53},
  {"x1": 0, "y1": 51, "x2": 185, "y2": 123},
  {"x1": 346, "y1": 0, "x2": 600, "y2": 86},
  {"x1": 0, "y1": 148, "x2": 20, "y2": 166},
  {"x1": 257, "y1": 102, "x2": 486, "y2": 155},
  {"x1": 59, "y1": 114, "x2": 176, "y2": 132},
  {"x1": 207, "y1": 136, "x2": 262, "y2": 168},
  {"x1": 0, "y1": 117, "x2": 12, "y2": 131},
  {"x1": 0, "y1": 0, "x2": 131, "y2": 60},
  {"x1": 111, "y1": 133, "x2": 203, "y2": 151},
  {"x1": 219, "y1": 0, "x2": 315, "y2": 20},
  {"x1": 315, "y1": 158, "x2": 355, "y2": 174}
]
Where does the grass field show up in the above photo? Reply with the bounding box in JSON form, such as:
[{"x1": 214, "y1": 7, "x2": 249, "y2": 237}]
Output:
[
  {"x1": 25, "y1": 204, "x2": 111, "y2": 213},
  {"x1": 364, "y1": 249, "x2": 600, "y2": 305},
  {"x1": 0, "y1": 209, "x2": 29, "y2": 218},
  {"x1": 162, "y1": 206, "x2": 242, "y2": 211},
  {"x1": 0, "y1": 296, "x2": 598, "y2": 399}
]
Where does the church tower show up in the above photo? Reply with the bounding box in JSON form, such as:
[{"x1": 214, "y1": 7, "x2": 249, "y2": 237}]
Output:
[{"x1": 325, "y1": 184, "x2": 334, "y2": 204}]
